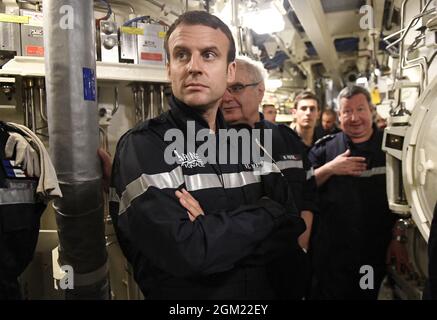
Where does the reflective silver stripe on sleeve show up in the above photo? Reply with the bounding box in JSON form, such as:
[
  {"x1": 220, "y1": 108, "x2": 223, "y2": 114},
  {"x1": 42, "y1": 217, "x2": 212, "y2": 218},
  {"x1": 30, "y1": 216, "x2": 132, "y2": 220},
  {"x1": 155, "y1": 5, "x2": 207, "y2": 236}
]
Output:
[
  {"x1": 277, "y1": 159, "x2": 304, "y2": 170},
  {"x1": 306, "y1": 167, "x2": 315, "y2": 180},
  {"x1": 0, "y1": 188, "x2": 36, "y2": 205},
  {"x1": 109, "y1": 188, "x2": 120, "y2": 203},
  {"x1": 222, "y1": 171, "x2": 261, "y2": 188},
  {"x1": 185, "y1": 174, "x2": 222, "y2": 191},
  {"x1": 359, "y1": 166, "x2": 386, "y2": 177},
  {"x1": 118, "y1": 162, "x2": 281, "y2": 215},
  {"x1": 119, "y1": 166, "x2": 184, "y2": 215}
]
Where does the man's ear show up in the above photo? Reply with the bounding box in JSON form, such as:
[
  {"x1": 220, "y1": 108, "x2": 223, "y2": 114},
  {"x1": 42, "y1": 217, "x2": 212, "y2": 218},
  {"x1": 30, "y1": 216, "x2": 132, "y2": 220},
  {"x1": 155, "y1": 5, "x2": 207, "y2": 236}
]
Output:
[
  {"x1": 258, "y1": 81, "x2": 265, "y2": 95},
  {"x1": 166, "y1": 62, "x2": 171, "y2": 79},
  {"x1": 227, "y1": 61, "x2": 236, "y2": 83},
  {"x1": 257, "y1": 82, "x2": 265, "y2": 103}
]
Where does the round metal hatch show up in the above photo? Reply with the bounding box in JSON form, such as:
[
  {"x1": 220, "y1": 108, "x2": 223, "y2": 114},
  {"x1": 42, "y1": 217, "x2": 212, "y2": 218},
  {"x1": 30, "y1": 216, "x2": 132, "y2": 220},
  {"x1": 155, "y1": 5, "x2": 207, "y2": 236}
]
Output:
[{"x1": 402, "y1": 77, "x2": 437, "y2": 241}]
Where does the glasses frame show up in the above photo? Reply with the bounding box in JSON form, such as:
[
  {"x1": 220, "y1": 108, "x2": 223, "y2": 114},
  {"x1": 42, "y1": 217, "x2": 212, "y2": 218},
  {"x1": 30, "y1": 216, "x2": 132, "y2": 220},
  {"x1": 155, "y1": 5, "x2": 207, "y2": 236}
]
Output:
[{"x1": 227, "y1": 81, "x2": 261, "y2": 94}]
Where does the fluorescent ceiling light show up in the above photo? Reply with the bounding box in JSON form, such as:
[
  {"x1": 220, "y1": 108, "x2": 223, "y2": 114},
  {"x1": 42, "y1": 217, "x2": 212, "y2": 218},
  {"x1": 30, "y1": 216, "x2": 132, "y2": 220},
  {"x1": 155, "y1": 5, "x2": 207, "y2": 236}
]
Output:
[
  {"x1": 243, "y1": 3, "x2": 285, "y2": 34},
  {"x1": 356, "y1": 77, "x2": 368, "y2": 86},
  {"x1": 266, "y1": 79, "x2": 283, "y2": 90}
]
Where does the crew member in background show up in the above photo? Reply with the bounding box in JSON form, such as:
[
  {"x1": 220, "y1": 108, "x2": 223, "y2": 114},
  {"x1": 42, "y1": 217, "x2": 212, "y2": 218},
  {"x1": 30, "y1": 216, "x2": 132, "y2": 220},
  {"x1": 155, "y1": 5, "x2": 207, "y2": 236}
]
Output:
[
  {"x1": 308, "y1": 86, "x2": 410, "y2": 299},
  {"x1": 291, "y1": 91, "x2": 320, "y2": 152},
  {"x1": 1, "y1": 121, "x2": 60, "y2": 300},
  {"x1": 262, "y1": 103, "x2": 277, "y2": 123},
  {"x1": 314, "y1": 108, "x2": 341, "y2": 141},
  {"x1": 222, "y1": 56, "x2": 317, "y2": 299}
]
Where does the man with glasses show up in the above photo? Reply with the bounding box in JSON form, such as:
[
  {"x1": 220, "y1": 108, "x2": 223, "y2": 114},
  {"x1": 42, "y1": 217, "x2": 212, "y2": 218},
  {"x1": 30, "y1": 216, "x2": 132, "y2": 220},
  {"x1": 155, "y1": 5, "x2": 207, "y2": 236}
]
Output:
[
  {"x1": 221, "y1": 57, "x2": 317, "y2": 299},
  {"x1": 308, "y1": 85, "x2": 409, "y2": 299}
]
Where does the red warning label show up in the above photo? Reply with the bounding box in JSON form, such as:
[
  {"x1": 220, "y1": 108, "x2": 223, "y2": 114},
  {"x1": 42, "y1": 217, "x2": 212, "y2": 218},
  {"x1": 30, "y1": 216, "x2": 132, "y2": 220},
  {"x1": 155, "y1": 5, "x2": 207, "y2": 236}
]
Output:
[
  {"x1": 140, "y1": 52, "x2": 163, "y2": 61},
  {"x1": 26, "y1": 45, "x2": 44, "y2": 56}
]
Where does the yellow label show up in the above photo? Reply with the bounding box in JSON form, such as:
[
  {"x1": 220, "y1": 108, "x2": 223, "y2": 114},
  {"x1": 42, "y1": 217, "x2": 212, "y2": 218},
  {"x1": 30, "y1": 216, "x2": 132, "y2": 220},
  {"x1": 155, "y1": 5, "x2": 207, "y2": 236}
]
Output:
[
  {"x1": 371, "y1": 88, "x2": 381, "y2": 105},
  {"x1": 120, "y1": 26, "x2": 144, "y2": 35},
  {"x1": 0, "y1": 13, "x2": 30, "y2": 24},
  {"x1": 158, "y1": 31, "x2": 166, "y2": 38}
]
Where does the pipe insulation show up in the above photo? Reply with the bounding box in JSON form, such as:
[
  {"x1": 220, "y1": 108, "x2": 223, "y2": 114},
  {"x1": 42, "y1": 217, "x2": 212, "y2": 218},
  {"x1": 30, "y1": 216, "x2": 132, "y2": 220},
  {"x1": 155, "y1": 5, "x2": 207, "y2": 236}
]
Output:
[{"x1": 43, "y1": 0, "x2": 108, "y2": 299}]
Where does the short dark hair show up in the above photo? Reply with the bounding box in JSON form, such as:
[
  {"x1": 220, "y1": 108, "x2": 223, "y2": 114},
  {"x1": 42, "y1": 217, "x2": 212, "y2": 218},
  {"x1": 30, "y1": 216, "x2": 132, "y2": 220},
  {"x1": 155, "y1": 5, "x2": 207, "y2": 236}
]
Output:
[
  {"x1": 164, "y1": 10, "x2": 236, "y2": 64},
  {"x1": 294, "y1": 91, "x2": 319, "y2": 109},
  {"x1": 262, "y1": 103, "x2": 275, "y2": 110},
  {"x1": 337, "y1": 85, "x2": 372, "y2": 109},
  {"x1": 322, "y1": 108, "x2": 337, "y2": 118}
]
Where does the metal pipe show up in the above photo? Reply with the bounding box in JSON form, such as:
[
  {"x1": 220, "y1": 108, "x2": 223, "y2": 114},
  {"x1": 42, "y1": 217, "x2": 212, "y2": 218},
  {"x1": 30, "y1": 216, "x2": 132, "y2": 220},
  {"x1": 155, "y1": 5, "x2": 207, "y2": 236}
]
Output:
[
  {"x1": 94, "y1": 1, "x2": 135, "y2": 15},
  {"x1": 386, "y1": 5, "x2": 436, "y2": 50},
  {"x1": 160, "y1": 84, "x2": 165, "y2": 114},
  {"x1": 141, "y1": 85, "x2": 147, "y2": 120},
  {"x1": 43, "y1": 0, "x2": 108, "y2": 300},
  {"x1": 23, "y1": 81, "x2": 29, "y2": 127},
  {"x1": 401, "y1": 56, "x2": 427, "y2": 93},
  {"x1": 109, "y1": 1, "x2": 134, "y2": 14},
  {"x1": 37, "y1": 78, "x2": 48, "y2": 123},
  {"x1": 385, "y1": 0, "x2": 395, "y2": 30},
  {"x1": 145, "y1": 0, "x2": 180, "y2": 18},
  {"x1": 392, "y1": 0, "x2": 433, "y2": 104},
  {"x1": 132, "y1": 85, "x2": 139, "y2": 123},
  {"x1": 111, "y1": 86, "x2": 119, "y2": 116},
  {"x1": 149, "y1": 84, "x2": 155, "y2": 119},
  {"x1": 24, "y1": 78, "x2": 36, "y2": 131},
  {"x1": 28, "y1": 79, "x2": 36, "y2": 132},
  {"x1": 231, "y1": 0, "x2": 239, "y2": 27},
  {"x1": 383, "y1": 27, "x2": 408, "y2": 41}
]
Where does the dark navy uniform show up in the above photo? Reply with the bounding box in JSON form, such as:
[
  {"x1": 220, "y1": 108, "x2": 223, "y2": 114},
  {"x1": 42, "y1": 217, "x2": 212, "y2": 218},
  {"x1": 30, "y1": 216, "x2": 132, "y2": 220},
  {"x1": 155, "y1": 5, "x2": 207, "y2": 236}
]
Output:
[
  {"x1": 257, "y1": 118, "x2": 318, "y2": 299},
  {"x1": 229, "y1": 117, "x2": 316, "y2": 299},
  {"x1": 0, "y1": 123, "x2": 45, "y2": 299},
  {"x1": 314, "y1": 124, "x2": 341, "y2": 142},
  {"x1": 308, "y1": 127, "x2": 396, "y2": 299},
  {"x1": 109, "y1": 96, "x2": 305, "y2": 299}
]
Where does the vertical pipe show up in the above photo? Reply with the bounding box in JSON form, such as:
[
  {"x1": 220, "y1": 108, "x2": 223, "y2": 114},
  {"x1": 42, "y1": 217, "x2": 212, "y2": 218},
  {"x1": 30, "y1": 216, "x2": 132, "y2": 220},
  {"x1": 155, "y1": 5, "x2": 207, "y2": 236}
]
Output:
[
  {"x1": 28, "y1": 79, "x2": 37, "y2": 132},
  {"x1": 160, "y1": 84, "x2": 165, "y2": 114},
  {"x1": 140, "y1": 85, "x2": 146, "y2": 121},
  {"x1": 231, "y1": 0, "x2": 239, "y2": 27},
  {"x1": 111, "y1": 87, "x2": 119, "y2": 116},
  {"x1": 133, "y1": 88, "x2": 138, "y2": 123},
  {"x1": 23, "y1": 81, "x2": 29, "y2": 127},
  {"x1": 149, "y1": 84, "x2": 155, "y2": 119},
  {"x1": 43, "y1": 0, "x2": 108, "y2": 300},
  {"x1": 37, "y1": 78, "x2": 48, "y2": 123}
]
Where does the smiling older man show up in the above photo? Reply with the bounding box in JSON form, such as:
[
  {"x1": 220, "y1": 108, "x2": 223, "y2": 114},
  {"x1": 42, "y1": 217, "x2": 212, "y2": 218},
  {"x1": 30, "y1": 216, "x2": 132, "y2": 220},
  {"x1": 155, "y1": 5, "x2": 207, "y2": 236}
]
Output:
[{"x1": 308, "y1": 85, "x2": 409, "y2": 300}]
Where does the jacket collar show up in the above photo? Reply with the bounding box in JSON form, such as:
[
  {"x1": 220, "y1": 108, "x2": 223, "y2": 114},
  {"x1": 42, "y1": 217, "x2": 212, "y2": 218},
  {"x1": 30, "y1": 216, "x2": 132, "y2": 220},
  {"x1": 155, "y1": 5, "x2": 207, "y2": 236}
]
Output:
[
  {"x1": 228, "y1": 112, "x2": 267, "y2": 130},
  {"x1": 168, "y1": 95, "x2": 228, "y2": 135},
  {"x1": 342, "y1": 124, "x2": 379, "y2": 151}
]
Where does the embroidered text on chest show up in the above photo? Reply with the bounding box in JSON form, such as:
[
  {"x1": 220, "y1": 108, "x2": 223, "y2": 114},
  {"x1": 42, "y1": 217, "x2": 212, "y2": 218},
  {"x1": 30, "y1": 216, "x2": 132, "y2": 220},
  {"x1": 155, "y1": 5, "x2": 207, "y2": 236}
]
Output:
[{"x1": 174, "y1": 150, "x2": 205, "y2": 168}]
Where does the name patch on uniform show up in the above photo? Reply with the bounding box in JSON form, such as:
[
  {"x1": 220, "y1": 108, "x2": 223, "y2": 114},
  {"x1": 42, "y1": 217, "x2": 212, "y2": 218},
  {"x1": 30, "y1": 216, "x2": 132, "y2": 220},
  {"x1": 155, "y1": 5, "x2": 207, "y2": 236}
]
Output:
[
  {"x1": 281, "y1": 154, "x2": 302, "y2": 161},
  {"x1": 2, "y1": 160, "x2": 26, "y2": 178}
]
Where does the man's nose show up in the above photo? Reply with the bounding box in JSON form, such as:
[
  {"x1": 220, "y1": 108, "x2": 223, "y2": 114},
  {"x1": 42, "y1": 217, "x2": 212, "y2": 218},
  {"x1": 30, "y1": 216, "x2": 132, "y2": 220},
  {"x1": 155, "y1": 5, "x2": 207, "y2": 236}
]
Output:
[
  {"x1": 188, "y1": 54, "x2": 202, "y2": 74},
  {"x1": 222, "y1": 88, "x2": 233, "y2": 102}
]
